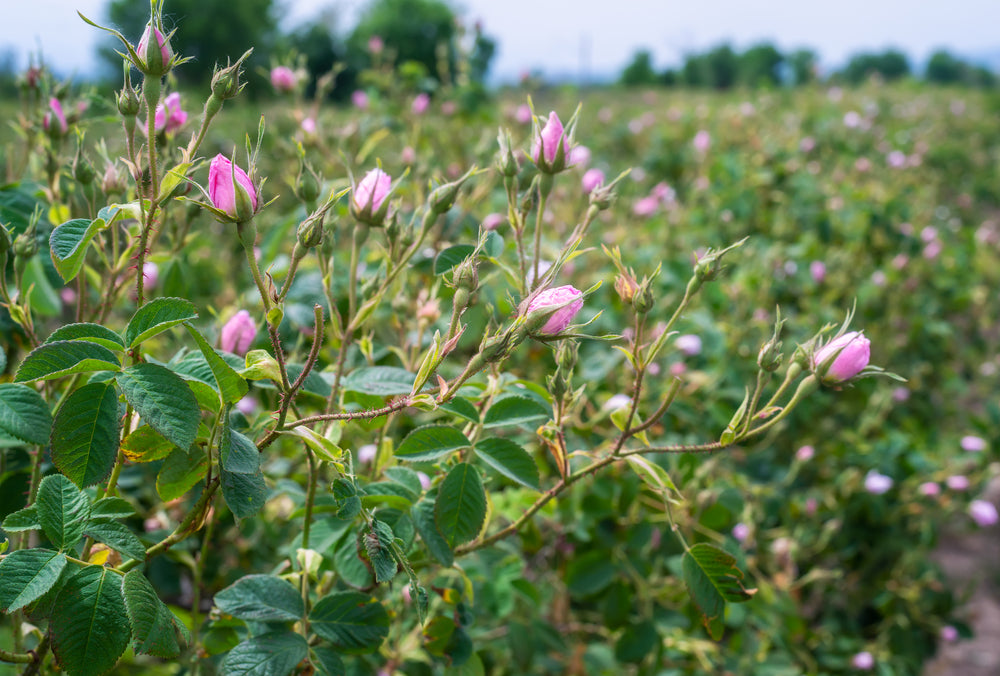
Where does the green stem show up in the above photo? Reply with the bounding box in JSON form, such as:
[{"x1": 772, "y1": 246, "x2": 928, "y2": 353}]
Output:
[
  {"x1": 0, "y1": 648, "x2": 32, "y2": 664},
  {"x1": 136, "y1": 75, "x2": 163, "y2": 306},
  {"x1": 643, "y1": 276, "x2": 703, "y2": 367},
  {"x1": 531, "y1": 176, "x2": 552, "y2": 290}
]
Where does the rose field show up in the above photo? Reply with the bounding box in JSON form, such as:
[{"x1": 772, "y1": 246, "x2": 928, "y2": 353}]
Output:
[{"x1": 1, "y1": 3, "x2": 1000, "y2": 675}]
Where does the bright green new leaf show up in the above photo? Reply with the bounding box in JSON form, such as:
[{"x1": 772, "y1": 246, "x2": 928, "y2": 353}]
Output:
[
  {"x1": 681, "y1": 542, "x2": 757, "y2": 640},
  {"x1": 49, "y1": 216, "x2": 108, "y2": 282},
  {"x1": 50, "y1": 381, "x2": 121, "y2": 488},
  {"x1": 45, "y1": 323, "x2": 126, "y2": 352}
]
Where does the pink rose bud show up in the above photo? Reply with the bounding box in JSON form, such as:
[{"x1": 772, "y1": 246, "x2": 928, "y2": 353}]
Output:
[
  {"x1": 270, "y1": 66, "x2": 297, "y2": 93},
  {"x1": 946, "y1": 475, "x2": 970, "y2": 491},
  {"x1": 532, "y1": 111, "x2": 567, "y2": 169},
  {"x1": 301, "y1": 117, "x2": 317, "y2": 135},
  {"x1": 731, "y1": 523, "x2": 749, "y2": 542},
  {"x1": 692, "y1": 130, "x2": 711, "y2": 153},
  {"x1": 353, "y1": 168, "x2": 392, "y2": 214},
  {"x1": 43, "y1": 97, "x2": 68, "y2": 135},
  {"x1": 411, "y1": 92, "x2": 430, "y2": 115},
  {"x1": 357, "y1": 444, "x2": 377, "y2": 464},
  {"x1": 864, "y1": 470, "x2": 893, "y2": 495},
  {"x1": 581, "y1": 168, "x2": 605, "y2": 194},
  {"x1": 813, "y1": 331, "x2": 871, "y2": 383},
  {"x1": 352, "y1": 90, "x2": 369, "y2": 109},
  {"x1": 918, "y1": 482, "x2": 940, "y2": 497},
  {"x1": 482, "y1": 213, "x2": 505, "y2": 231},
  {"x1": 527, "y1": 285, "x2": 584, "y2": 335},
  {"x1": 137, "y1": 24, "x2": 173, "y2": 76},
  {"x1": 567, "y1": 145, "x2": 591, "y2": 168},
  {"x1": 632, "y1": 195, "x2": 659, "y2": 217},
  {"x1": 810, "y1": 260, "x2": 826, "y2": 283},
  {"x1": 515, "y1": 104, "x2": 532, "y2": 124},
  {"x1": 969, "y1": 500, "x2": 999, "y2": 527},
  {"x1": 940, "y1": 625, "x2": 959, "y2": 643},
  {"x1": 208, "y1": 154, "x2": 258, "y2": 222},
  {"x1": 236, "y1": 395, "x2": 259, "y2": 416},
  {"x1": 961, "y1": 435, "x2": 987, "y2": 452},
  {"x1": 675, "y1": 334, "x2": 702, "y2": 356},
  {"x1": 796, "y1": 445, "x2": 815, "y2": 461},
  {"x1": 220, "y1": 310, "x2": 257, "y2": 355},
  {"x1": 142, "y1": 262, "x2": 159, "y2": 291},
  {"x1": 851, "y1": 651, "x2": 874, "y2": 670}
]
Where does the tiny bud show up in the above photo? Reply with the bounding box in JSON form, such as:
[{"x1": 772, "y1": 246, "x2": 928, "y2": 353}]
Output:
[
  {"x1": 632, "y1": 279, "x2": 655, "y2": 314},
  {"x1": 813, "y1": 331, "x2": 871, "y2": 384},
  {"x1": 117, "y1": 84, "x2": 142, "y2": 118},
  {"x1": 495, "y1": 128, "x2": 519, "y2": 177},
  {"x1": 73, "y1": 149, "x2": 96, "y2": 185},
  {"x1": 136, "y1": 23, "x2": 174, "y2": 77},
  {"x1": 295, "y1": 160, "x2": 322, "y2": 204},
  {"x1": 296, "y1": 211, "x2": 325, "y2": 250},
  {"x1": 429, "y1": 166, "x2": 476, "y2": 215},
  {"x1": 614, "y1": 272, "x2": 638, "y2": 304},
  {"x1": 101, "y1": 162, "x2": 125, "y2": 195},
  {"x1": 452, "y1": 257, "x2": 479, "y2": 293},
  {"x1": 557, "y1": 340, "x2": 578, "y2": 371},
  {"x1": 13, "y1": 222, "x2": 38, "y2": 260}
]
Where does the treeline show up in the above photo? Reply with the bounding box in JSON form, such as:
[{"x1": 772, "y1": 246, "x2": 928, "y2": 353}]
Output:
[{"x1": 620, "y1": 44, "x2": 997, "y2": 89}]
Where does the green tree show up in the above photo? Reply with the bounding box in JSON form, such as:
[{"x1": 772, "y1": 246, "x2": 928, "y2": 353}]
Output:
[
  {"x1": 102, "y1": 0, "x2": 278, "y2": 85},
  {"x1": 841, "y1": 49, "x2": 911, "y2": 84},
  {"x1": 683, "y1": 44, "x2": 738, "y2": 89},
  {"x1": 925, "y1": 49, "x2": 965, "y2": 84},
  {"x1": 620, "y1": 49, "x2": 658, "y2": 87},
  {"x1": 788, "y1": 49, "x2": 818, "y2": 85},
  {"x1": 738, "y1": 43, "x2": 783, "y2": 87}
]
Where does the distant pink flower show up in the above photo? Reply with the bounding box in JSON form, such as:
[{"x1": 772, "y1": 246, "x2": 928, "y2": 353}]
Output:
[
  {"x1": 515, "y1": 104, "x2": 532, "y2": 124},
  {"x1": 301, "y1": 117, "x2": 317, "y2": 135},
  {"x1": 567, "y1": 145, "x2": 590, "y2": 167},
  {"x1": 923, "y1": 240, "x2": 942, "y2": 259},
  {"x1": 581, "y1": 168, "x2": 605, "y2": 194},
  {"x1": 919, "y1": 482, "x2": 941, "y2": 497},
  {"x1": 855, "y1": 157, "x2": 871, "y2": 172},
  {"x1": 60, "y1": 287, "x2": 77, "y2": 305},
  {"x1": 796, "y1": 445, "x2": 815, "y2": 461},
  {"x1": 946, "y1": 475, "x2": 970, "y2": 491},
  {"x1": 43, "y1": 98, "x2": 68, "y2": 134},
  {"x1": 732, "y1": 523, "x2": 750, "y2": 542},
  {"x1": 482, "y1": 213, "x2": 505, "y2": 231},
  {"x1": 692, "y1": 130, "x2": 711, "y2": 153},
  {"x1": 652, "y1": 182, "x2": 675, "y2": 204},
  {"x1": 668, "y1": 362, "x2": 686, "y2": 377},
  {"x1": 799, "y1": 136, "x2": 816, "y2": 153},
  {"x1": 352, "y1": 90, "x2": 369, "y2": 109},
  {"x1": 810, "y1": 260, "x2": 826, "y2": 283},
  {"x1": 633, "y1": 195, "x2": 659, "y2": 217},
  {"x1": 368, "y1": 35, "x2": 384, "y2": 54},
  {"x1": 961, "y1": 435, "x2": 987, "y2": 452},
  {"x1": 417, "y1": 472, "x2": 431, "y2": 490},
  {"x1": 603, "y1": 393, "x2": 632, "y2": 411},
  {"x1": 440, "y1": 101, "x2": 456, "y2": 116},
  {"x1": 843, "y1": 111, "x2": 862, "y2": 128},
  {"x1": 236, "y1": 395, "x2": 259, "y2": 416},
  {"x1": 814, "y1": 331, "x2": 871, "y2": 383},
  {"x1": 887, "y1": 150, "x2": 907, "y2": 168},
  {"x1": 220, "y1": 310, "x2": 257, "y2": 355},
  {"x1": 400, "y1": 146, "x2": 416, "y2": 164},
  {"x1": 871, "y1": 270, "x2": 887, "y2": 286},
  {"x1": 208, "y1": 154, "x2": 258, "y2": 221},
  {"x1": 940, "y1": 625, "x2": 959, "y2": 643},
  {"x1": 353, "y1": 168, "x2": 392, "y2": 213},
  {"x1": 864, "y1": 470, "x2": 893, "y2": 495},
  {"x1": 851, "y1": 651, "x2": 874, "y2": 670},
  {"x1": 892, "y1": 387, "x2": 910, "y2": 402},
  {"x1": 675, "y1": 334, "x2": 702, "y2": 356},
  {"x1": 357, "y1": 444, "x2": 377, "y2": 464},
  {"x1": 270, "y1": 66, "x2": 297, "y2": 93},
  {"x1": 411, "y1": 92, "x2": 430, "y2": 115},
  {"x1": 527, "y1": 285, "x2": 584, "y2": 334},
  {"x1": 969, "y1": 500, "x2": 999, "y2": 527},
  {"x1": 142, "y1": 262, "x2": 159, "y2": 291}
]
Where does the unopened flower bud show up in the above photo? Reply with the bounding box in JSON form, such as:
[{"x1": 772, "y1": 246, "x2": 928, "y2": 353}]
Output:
[
  {"x1": 429, "y1": 166, "x2": 476, "y2": 214},
  {"x1": 813, "y1": 331, "x2": 871, "y2": 384},
  {"x1": 526, "y1": 285, "x2": 584, "y2": 335},
  {"x1": 43, "y1": 98, "x2": 68, "y2": 138},
  {"x1": 270, "y1": 66, "x2": 297, "y2": 93},
  {"x1": 211, "y1": 50, "x2": 251, "y2": 101},
  {"x1": 632, "y1": 279, "x2": 655, "y2": 314},
  {"x1": 296, "y1": 211, "x2": 325, "y2": 250},
  {"x1": 352, "y1": 168, "x2": 392, "y2": 226},
  {"x1": 296, "y1": 160, "x2": 322, "y2": 204},
  {"x1": 13, "y1": 224, "x2": 38, "y2": 260},
  {"x1": 136, "y1": 23, "x2": 173, "y2": 77},
  {"x1": 531, "y1": 111, "x2": 571, "y2": 174},
  {"x1": 208, "y1": 154, "x2": 258, "y2": 223},
  {"x1": 73, "y1": 149, "x2": 96, "y2": 185},
  {"x1": 757, "y1": 337, "x2": 783, "y2": 372},
  {"x1": 220, "y1": 310, "x2": 257, "y2": 355},
  {"x1": 495, "y1": 128, "x2": 519, "y2": 177},
  {"x1": 557, "y1": 340, "x2": 578, "y2": 371},
  {"x1": 102, "y1": 162, "x2": 125, "y2": 195},
  {"x1": 453, "y1": 257, "x2": 478, "y2": 293},
  {"x1": 117, "y1": 83, "x2": 142, "y2": 118},
  {"x1": 614, "y1": 272, "x2": 638, "y2": 304}
]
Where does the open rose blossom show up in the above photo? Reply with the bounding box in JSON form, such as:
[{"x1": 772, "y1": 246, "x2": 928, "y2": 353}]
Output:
[
  {"x1": 813, "y1": 331, "x2": 870, "y2": 383},
  {"x1": 221, "y1": 310, "x2": 257, "y2": 355},
  {"x1": 153, "y1": 92, "x2": 187, "y2": 133},
  {"x1": 527, "y1": 285, "x2": 584, "y2": 334},
  {"x1": 208, "y1": 154, "x2": 258, "y2": 222},
  {"x1": 969, "y1": 500, "x2": 999, "y2": 527},
  {"x1": 270, "y1": 66, "x2": 297, "y2": 93}
]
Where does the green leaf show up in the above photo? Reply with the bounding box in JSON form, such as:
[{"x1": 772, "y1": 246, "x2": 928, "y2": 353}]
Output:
[
  {"x1": 364, "y1": 519, "x2": 397, "y2": 584},
  {"x1": 221, "y1": 467, "x2": 269, "y2": 520},
  {"x1": 0, "y1": 549, "x2": 67, "y2": 613},
  {"x1": 214, "y1": 575, "x2": 304, "y2": 622},
  {"x1": 121, "y1": 425, "x2": 175, "y2": 463},
  {"x1": 332, "y1": 533, "x2": 374, "y2": 589},
  {"x1": 90, "y1": 497, "x2": 135, "y2": 520},
  {"x1": 221, "y1": 427, "x2": 261, "y2": 474},
  {"x1": 310, "y1": 647, "x2": 345, "y2": 676},
  {"x1": 14, "y1": 341, "x2": 120, "y2": 382},
  {"x1": 222, "y1": 631, "x2": 309, "y2": 676},
  {"x1": 122, "y1": 570, "x2": 183, "y2": 658},
  {"x1": 566, "y1": 550, "x2": 617, "y2": 598},
  {"x1": 23, "y1": 255, "x2": 61, "y2": 317},
  {"x1": 474, "y1": 437, "x2": 540, "y2": 490},
  {"x1": 0, "y1": 383, "x2": 52, "y2": 445},
  {"x1": 435, "y1": 463, "x2": 487, "y2": 549},
  {"x1": 681, "y1": 543, "x2": 757, "y2": 640},
  {"x1": 158, "y1": 162, "x2": 193, "y2": 202},
  {"x1": 342, "y1": 366, "x2": 417, "y2": 396},
  {"x1": 116, "y1": 363, "x2": 200, "y2": 451},
  {"x1": 395, "y1": 425, "x2": 470, "y2": 462},
  {"x1": 50, "y1": 381, "x2": 121, "y2": 488},
  {"x1": 482, "y1": 396, "x2": 549, "y2": 429},
  {"x1": 625, "y1": 455, "x2": 680, "y2": 501},
  {"x1": 310, "y1": 592, "x2": 389, "y2": 652},
  {"x1": 49, "y1": 217, "x2": 108, "y2": 283},
  {"x1": 184, "y1": 324, "x2": 249, "y2": 405},
  {"x1": 413, "y1": 497, "x2": 453, "y2": 567},
  {"x1": 2, "y1": 505, "x2": 40, "y2": 532},
  {"x1": 123, "y1": 297, "x2": 198, "y2": 348},
  {"x1": 84, "y1": 520, "x2": 146, "y2": 561},
  {"x1": 280, "y1": 427, "x2": 344, "y2": 465},
  {"x1": 434, "y1": 245, "x2": 475, "y2": 275},
  {"x1": 156, "y1": 445, "x2": 208, "y2": 501},
  {"x1": 331, "y1": 479, "x2": 361, "y2": 520},
  {"x1": 50, "y1": 565, "x2": 130, "y2": 676},
  {"x1": 35, "y1": 474, "x2": 91, "y2": 551},
  {"x1": 439, "y1": 397, "x2": 479, "y2": 423},
  {"x1": 46, "y1": 323, "x2": 126, "y2": 352}
]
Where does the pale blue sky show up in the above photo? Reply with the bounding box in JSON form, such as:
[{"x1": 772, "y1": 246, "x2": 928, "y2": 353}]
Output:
[{"x1": 2, "y1": 0, "x2": 999, "y2": 82}]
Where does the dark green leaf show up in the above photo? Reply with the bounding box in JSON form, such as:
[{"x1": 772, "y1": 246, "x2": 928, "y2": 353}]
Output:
[
  {"x1": 413, "y1": 497, "x2": 453, "y2": 567},
  {"x1": 184, "y1": 324, "x2": 249, "y2": 405},
  {"x1": 50, "y1": 381, "x2": 121, "y2": 488},
  {"x1": 331, "y1": 479, "x2": 361, "y2": 520},
  {"x1": 395, "y1": 425, "x2": 470, "y2": 462},
  {"x1": 50, "y1": 565, "x2": 130, "y2": 676},
  {"x1": 435, "y1": 463, "x2": 487, "y2": 549},
  {"x1": 90, "y1": 497, "x2": 135, "y2": 520},
  {"x1": 49, "y1": 217, "x2": 108, "y2": 282},
  {"x1": 221, "y1": 467, "x2": 269, "y2": 520},
  {"x1": 310, "y1": 592, "x2": 389, "y2": 652},
  {"x1": 156, "y1": 445, "x2": 208, "y2": 501},
  {"x1": 310, "y1": 647, "x2": 345, "y2": 676},
  {"x1": 123, "y1": 297, "x2": 198, "y2": 348},
  {"x1": 0, "y1": 549, "x2": 67, "y2": 612},
  {"x1": 14, "y1": 341, "x2": 120, "y2": 382},
  {"x1": 222, "y1": 631, "x2": 308, "y2": 676},
  {"x1": 46, "y1": 323, "x2": 125, "y2": 352},
  {"x1": 84, "y1": 520, "x2": 146, "y2": 561},
  {"x1": 116, "y1": 363, "x2": 200, "y2": 451},
  {"x1": 122, "y1": 570, "x2": 182, "y2": 658},
  {"x1": 332, "y1": 533, "x2": 374, "y2": 589},
  {"x1": 0, "y1": 383, "x2": 52, "y2": 445},
  {"x1": 2, "y1": 505, "x2": 40, "y2": 532},
  {"x1": 215, "y1": 575, "x2": 304, "y2": 622},
  {"x1": 474, "y1": 437, "x2": 540, "y2": 489},
  {"x1": 35, "y1": 474, "x2": 91, "y2": 550},
  {"x1": 364, "y1": 520, "x2": 397, "y2": 584},
  {"x1": 342, "y1": 366, "x2": 417, "y2": 396},
  {"x1": 383, "y1": 466, "x2": 423, "y2": 497},
  {"x1": 482, "y1": 396, "x2": 549, "y2": 429},
  {"x1": 439, "y1": 397, "x2": 479, "y2": 423},
  {"x1": 566, "y1": 550, "x2": 617, "y2": 598},
  {"x1": 682, "y1": 543, "x2": 757, "y2": 640},
  {"x1": 434, "y1": 245, "x2": 475, "y2": 275},
  {"x1": 221, "y1": 428, "x2": 260, "y2": 475}
]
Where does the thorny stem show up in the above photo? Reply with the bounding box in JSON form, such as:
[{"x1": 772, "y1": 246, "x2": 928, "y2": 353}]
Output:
[{"x1": 135, "y1": 75, "x2": 162, "y2": 306}]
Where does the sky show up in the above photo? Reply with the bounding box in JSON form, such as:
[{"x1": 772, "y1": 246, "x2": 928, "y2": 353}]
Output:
[{"x1": 2, "y1": 0, "x2": 1000, "y2": 83}]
